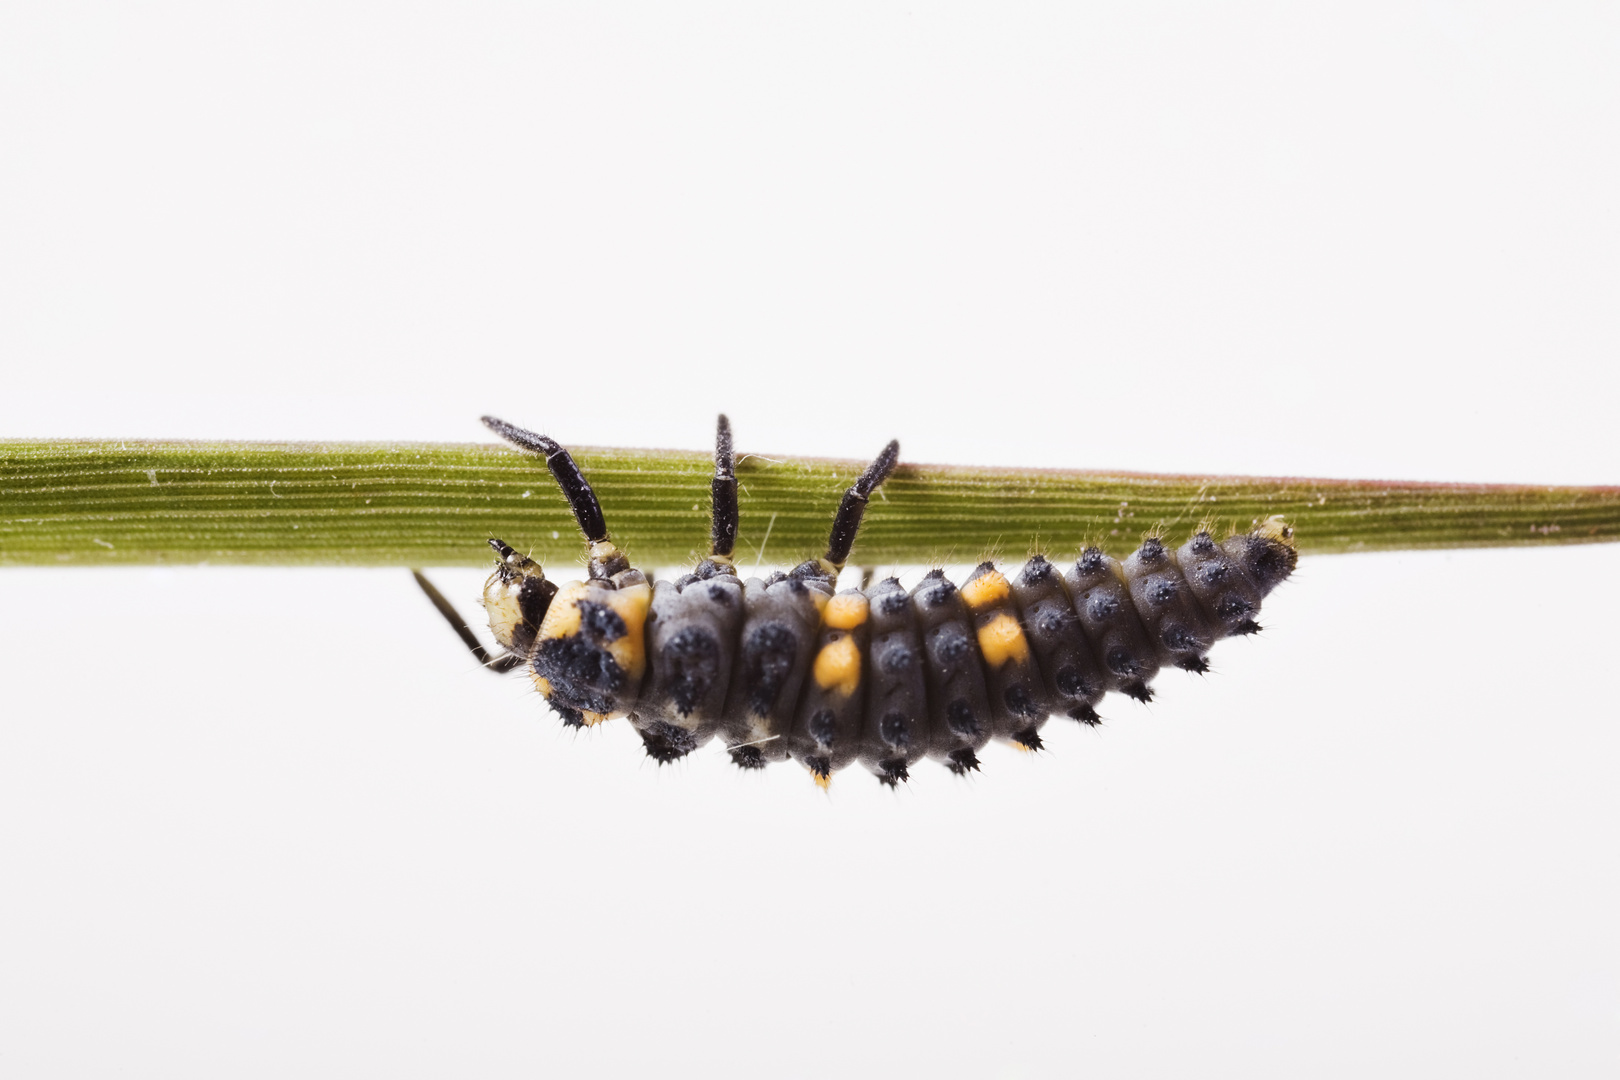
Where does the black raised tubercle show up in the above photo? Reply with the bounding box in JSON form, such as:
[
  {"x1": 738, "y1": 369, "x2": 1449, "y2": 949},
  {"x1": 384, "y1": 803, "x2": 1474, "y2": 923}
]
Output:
[
  {"x1": 482, "y1": 415, "x2": 609, "y2": 544},
  {"x1": 824, "y1": 439, "x2": 901, "y2": 570},
  {"x1": 711, "y1": 413, "x2": 738, "y2": 559}
]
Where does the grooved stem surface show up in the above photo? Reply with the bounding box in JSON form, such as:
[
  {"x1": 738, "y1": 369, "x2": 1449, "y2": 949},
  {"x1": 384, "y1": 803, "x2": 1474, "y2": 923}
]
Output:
[{"x1": 2, "y1": 439, "x2": 1616, "y2": 567}]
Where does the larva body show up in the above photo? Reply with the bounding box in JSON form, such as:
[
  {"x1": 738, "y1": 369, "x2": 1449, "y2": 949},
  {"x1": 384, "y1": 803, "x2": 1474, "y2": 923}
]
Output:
[{"x1": 420, "y1": 415, "x2": 1297, "y2": 788}]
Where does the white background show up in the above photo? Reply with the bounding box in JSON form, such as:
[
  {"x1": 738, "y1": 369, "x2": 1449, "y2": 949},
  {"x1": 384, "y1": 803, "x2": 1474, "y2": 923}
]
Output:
[{"x1": 2, "y1": 3, "x2": 1617, "y2": 1077}]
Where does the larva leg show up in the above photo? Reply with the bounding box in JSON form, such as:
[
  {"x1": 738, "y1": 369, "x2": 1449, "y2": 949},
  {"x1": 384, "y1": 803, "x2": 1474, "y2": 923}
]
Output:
[
  {"x1": 710, "y1": 414, "x2": 738, "y2": 560},
  {"x1": 412, "y1": 570, "x2": 526, "y2": 674},
  {"x1": 822, "y1": 439, "x2": 900, "y2": 572},
  {"x1": 481, "y1": 414, "x2": 629, "y2": 580}
]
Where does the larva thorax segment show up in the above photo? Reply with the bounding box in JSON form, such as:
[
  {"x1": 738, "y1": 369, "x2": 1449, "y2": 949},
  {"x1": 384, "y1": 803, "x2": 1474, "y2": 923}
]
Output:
[
  {"x1": 719, "y1": 564, "x2": 836, "y2": 772},
  {"x1": 635, "y1": 558, "x2": 745, "y2": 758}
]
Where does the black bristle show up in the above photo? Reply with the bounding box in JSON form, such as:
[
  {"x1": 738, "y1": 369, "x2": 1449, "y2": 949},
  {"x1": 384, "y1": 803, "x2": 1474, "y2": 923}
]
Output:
[
  {"x1": 1067, "y1": 704, "x2": 1102, "y2": 727},
  {"x1": 1013, "y1": 728, "x2": 1044, "y2": 752},
  {"x1": 1234, "y1": 619, "x2": 1262, "y2": 636},
  {"x1": 1124, "y1": 681, "x2": 1154, "y2": 704},
  {"x1": 877, "y1": 759, "x2": 909, "y2": 787},
  {"x1": 1138, "y1": 536, "x2": 1167, "y2": 563},
  {"x1": 639, "y1": 720, "x2": 699, "y2": 764},
  {"x1": 555, "y1": 706, "x2": 587, "y2": 729},
  {"x1": 946, "y1": 747, "x2": 980, "y2": 775},
  {"x1": 805, "y1": 755, "x2": 832, "y2": 783},
  {"x1": 1176, "y1": 655, "x2": 1210, "y2": 674},
  {"x1": 729, "y1": 745, "x2": 767, "y2": 770},
  {"x1": 1019, "y1": 554, "x2": 1053, "y2": 585}
]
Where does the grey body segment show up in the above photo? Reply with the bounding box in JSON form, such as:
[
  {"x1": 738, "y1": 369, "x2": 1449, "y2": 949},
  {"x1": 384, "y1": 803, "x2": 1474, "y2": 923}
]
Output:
[
  {"x1": 1121, "y1": 538, "x2": 1217, "y2": 672},
  {"x1": 860, "y1": 576, "x2": 930, "y2": 772},
  {"x1": 1064, "y1": 549, "x2": 1161, "y2": 700},
  {"x1": 1009, "y1": 554, "x2": 1106, "y2": 723},
  {"x1": 1177, "y1": 531, "x2": 1292, "y2": 636},
  {"x1": 908, "y1": 570, "x2": 994, "y2": 760},
  {"x1": 635, "y1": 561, "x2": 745, "y2": 744},
  {"x1": 718, "y1": 571, "x2": 833, "y2": 763}
]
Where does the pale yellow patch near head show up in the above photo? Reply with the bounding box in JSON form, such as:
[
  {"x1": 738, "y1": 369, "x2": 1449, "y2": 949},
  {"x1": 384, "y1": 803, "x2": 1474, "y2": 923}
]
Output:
[
  {"x1": 811, "y1": 769, "x2": 831, "y2": 790},
  {"x1": 539, "y1": 580, "x2": 588, "y2": 640},
  {"x1": 1255, "y1": 515, "x2": 1297, "y2": 548},
  {"x1": 580, "y1": 711, "x2": 611, "y2": 727},
  {"x1": 813, "y1": 634, "x2": 861, "y2": 697},
  {"x1": 601, "y1": 581, "x2": 652, "y2": 680},
  {"x1": 483, "y1": 582, "x2": 527, "y2": 651},
  {"x1": 977, "y1": 612, "x2": 1029, "y2": 668},
  {"x1": 961, "y1": 569, "x2": 1010, "y2": 612},
  {"x1": 823, "y1": 592, "x2": 869, "y2": 630},
  {"x1": 534, "y1": 676, "x2": 553, "y2": 697}
]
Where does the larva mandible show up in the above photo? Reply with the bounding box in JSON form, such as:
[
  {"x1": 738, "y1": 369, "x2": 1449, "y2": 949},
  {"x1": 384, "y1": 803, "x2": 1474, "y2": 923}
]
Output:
[{"x1": 415, "y1": 415, "x2": 1298, "y2": 788}]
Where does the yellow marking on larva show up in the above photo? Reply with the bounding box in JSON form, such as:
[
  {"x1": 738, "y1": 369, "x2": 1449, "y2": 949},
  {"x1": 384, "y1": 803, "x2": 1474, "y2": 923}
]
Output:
[
  {"x1": 580, "y1": 711, "x2": 611, "y2": 727},
  {"x1": 823, "y1": 593, "x2": 869, "y2": 631},
  {"x1": 534, "y1": 676, "x2": 553, "y2": 697},
  {"x1": 1256, "y1": 515, "x2": 1296, "y2": 548},
  {"x1": 809, "y1": 590, "x2": 830, "y2": 615},
  {"x1": 538, "y1": 580, "x2": 588, "y2": 639},
  {"x1": 1010, "y1": 739, "x2": 1034, "y2": 753},
  {"x1": 960, "y1": 569, "x2": 1010, "y2": 612},
  {"x1": 977, "y1": 612, "x2": 1029, "y2": 668},
  {"x1": 813, "y1": 633, "x2": 862, "y2": 697},
  {"x1": 811, "y1": 769, "x2": 831, "y2": 791},
  {"x1": 601, "y1": 581, "x2": 652, "y2": 680},
  {"x1": 483, "y1": 581, "x2": 527, "y2": 651}
]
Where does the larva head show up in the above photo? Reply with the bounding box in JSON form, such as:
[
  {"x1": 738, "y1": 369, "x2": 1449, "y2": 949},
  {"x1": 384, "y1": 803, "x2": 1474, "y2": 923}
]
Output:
[{"x1": 482, "y1": 538, "x2": 557, "y2": 657}]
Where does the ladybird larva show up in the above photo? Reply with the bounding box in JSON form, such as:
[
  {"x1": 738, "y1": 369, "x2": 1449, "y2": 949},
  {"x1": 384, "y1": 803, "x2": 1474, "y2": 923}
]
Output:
[{"x1": 414, "y1": 415, "x2": 1297, "y2": 788}]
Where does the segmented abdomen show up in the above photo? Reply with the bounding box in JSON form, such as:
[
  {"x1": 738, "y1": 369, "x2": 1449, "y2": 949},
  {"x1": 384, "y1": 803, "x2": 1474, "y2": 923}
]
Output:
[{"x1": 611, "y1": 521, "x2": 1297, "y2": 786}]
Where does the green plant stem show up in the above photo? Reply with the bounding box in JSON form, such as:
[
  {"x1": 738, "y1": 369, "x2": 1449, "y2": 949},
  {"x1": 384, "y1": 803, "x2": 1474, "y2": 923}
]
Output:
[{"x1": 2, "y1": 439, "x2": 1616, "y2": 568}]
